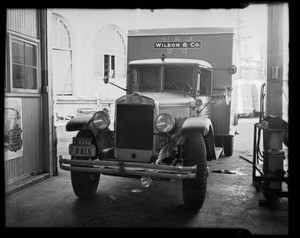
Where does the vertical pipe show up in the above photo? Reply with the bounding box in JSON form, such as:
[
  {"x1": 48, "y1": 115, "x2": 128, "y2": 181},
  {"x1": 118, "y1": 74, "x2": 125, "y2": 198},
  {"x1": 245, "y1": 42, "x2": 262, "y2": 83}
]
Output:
[
  {"x1": 40, "y1": 9, "x2": 54, "y2": 176},
  {"x1": 266, "y1": 4, "x2": 284, "y2": 117},
  {"x1": 252, "y1": 123, "x2": 257, "y2": 181}
]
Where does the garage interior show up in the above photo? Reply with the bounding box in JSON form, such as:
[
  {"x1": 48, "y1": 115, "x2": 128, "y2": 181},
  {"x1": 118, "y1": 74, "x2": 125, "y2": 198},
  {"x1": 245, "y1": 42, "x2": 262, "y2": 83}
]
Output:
[
  {"x1": 5, "y1": 118, "x2": 289, "y2": 234},
  {"x1": 4, "y1": 5, "x2": 290, "y2": 236}
]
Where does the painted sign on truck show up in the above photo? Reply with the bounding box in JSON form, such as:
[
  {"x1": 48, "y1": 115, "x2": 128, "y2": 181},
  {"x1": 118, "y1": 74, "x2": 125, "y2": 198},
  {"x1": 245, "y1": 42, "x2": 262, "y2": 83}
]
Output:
[{"x1": 154, "y1": 41, "x2": 202, "y2": 48}]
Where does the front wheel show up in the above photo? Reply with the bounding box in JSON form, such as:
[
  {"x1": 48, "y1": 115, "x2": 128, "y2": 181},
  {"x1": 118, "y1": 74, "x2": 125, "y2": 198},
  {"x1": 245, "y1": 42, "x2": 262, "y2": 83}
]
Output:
[
  {"x1": 182, "y1": 135, "x2": 208, "y2": 210},
  {"x1": 71, "y1": 170, "x2": 100, "y2": 199},
  {"x1": 71, "y1": 130, "x2": 100, "y2": 199}
]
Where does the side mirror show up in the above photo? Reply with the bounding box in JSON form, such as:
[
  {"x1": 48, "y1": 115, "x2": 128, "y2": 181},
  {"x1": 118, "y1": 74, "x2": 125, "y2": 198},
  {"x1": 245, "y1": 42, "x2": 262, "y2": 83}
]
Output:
[
  {"x1": 103, "y1": 76, "x2": 109, "y2": 84},
  {"x1": 228, "y1": 65, "x2": 237, "y2": 74},
  {"x1": 102, "y1": 75, "x2": 128, "y2": 92}
]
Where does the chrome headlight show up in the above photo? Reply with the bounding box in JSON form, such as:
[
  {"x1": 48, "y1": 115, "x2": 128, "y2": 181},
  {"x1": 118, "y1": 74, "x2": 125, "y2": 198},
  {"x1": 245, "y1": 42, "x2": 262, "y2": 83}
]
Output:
[
  {"x1": 155, "y1": 113, "x2": 175, "y2": 133},
  {"x1": 92, "y1": 111, "x2": 110, "y2": 130}
]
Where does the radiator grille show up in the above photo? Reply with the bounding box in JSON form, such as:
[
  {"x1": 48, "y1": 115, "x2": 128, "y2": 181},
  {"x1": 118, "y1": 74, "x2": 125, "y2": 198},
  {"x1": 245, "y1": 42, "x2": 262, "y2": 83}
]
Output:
[{"x1": 116, "y1": 104, "x2": 154, "y2": 150}]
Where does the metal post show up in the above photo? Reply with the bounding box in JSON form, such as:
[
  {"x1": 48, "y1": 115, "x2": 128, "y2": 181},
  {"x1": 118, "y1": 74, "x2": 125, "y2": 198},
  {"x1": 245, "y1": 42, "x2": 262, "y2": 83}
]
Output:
[
  {"x1": 266, "y1": 4, "x2": 284, "y2": 117},
  {"x1": 252, "y1": 123, "x2": 257, "y2": 182},
  {"x1": 40, "y1": 9, "x2": 53, "y2": 176}
]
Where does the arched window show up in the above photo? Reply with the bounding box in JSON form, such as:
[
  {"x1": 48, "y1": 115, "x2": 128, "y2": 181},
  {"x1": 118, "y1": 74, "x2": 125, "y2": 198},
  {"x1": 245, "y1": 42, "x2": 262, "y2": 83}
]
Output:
[
  {"x1": 52, "y1": 14, "x2": 73, "y2": 96},
  {"x1": 93, "y1": 25, "x2": 126, "y2": 80}
]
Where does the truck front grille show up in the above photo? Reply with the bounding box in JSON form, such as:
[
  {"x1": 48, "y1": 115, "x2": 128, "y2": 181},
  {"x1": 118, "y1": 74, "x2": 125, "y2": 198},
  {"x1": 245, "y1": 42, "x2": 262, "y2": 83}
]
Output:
[{"x1": 116, "y1": 104, "x2": 154, "y2": 150}]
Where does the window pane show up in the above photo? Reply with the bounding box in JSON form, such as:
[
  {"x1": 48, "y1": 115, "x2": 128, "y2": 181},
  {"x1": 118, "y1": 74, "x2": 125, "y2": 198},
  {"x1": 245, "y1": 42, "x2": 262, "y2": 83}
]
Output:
[
  {"x1": 137, "y1": 67, "x2": 160, "y2": 91},
  {"x1": 25, "y1": 66, "x2": 37, "y2": 89},
  {"x1": 52, "y1": 15, "x2": 71, "y2": 49},
  {"x1": 12, "y1": 64, "x2": 25, "y2": 88},
  {"x1": 59, "y1": 20, "x2": 71, "y2": 49},
  {"x1": 111, "y1": 55, "x2": 115, "y2": 78},
  {"x1": 200, "y1": 70, "x2": 212, "y2": 95},
  {"x1": 164, "y1": 67, "x2": 193, "y2": 92},
  {"x1": 25, "y1": 43, "x2": 37, "y2": 66},
  {"x1": 111, "y1": 55, "x2": 115, "y2": 70},
  {"x1": 11, "y1": 37, "x2": 38, "y2": 90},
  {"x1": 104, "y1": 55, "x2": 110, "y2": 77},
  {"x1": 12, "y1": 39, "x2": 24, "y2": 64},
  {"x1": 52, "y1": 49, "x2": 72, "y2": 95}
]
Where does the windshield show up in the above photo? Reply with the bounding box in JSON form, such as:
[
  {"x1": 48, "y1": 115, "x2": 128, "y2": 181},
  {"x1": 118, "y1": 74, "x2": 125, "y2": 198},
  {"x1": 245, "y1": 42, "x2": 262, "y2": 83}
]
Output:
[
  {"x1": 132, "y1": 66, "x2": 160, "y2": 91},
  {"x1": 130, "y1": 65, "x2": 195, "y2": 93},
  {"x1": 164, "y1": 66, "x2": 194, "y2": 93}
]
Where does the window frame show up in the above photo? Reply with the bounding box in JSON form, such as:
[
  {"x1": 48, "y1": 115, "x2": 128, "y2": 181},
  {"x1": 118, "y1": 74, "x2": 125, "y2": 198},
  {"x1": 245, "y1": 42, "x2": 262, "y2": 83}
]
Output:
[
  {"x1": 52, "y1": 14, "x2": 73, "y2": 97},
  {"x1": 7, "y1": 31, "x2": 40, "y2": 94},
  {"x1": 199, "y1": 68, "x2": 213, "y2": 96},
  {"x1": 52, "y1": 48, "x2": 73, "y2": 96},
  {"x1": 104, "y1": 54, "x2": 116, "y2": 79}
]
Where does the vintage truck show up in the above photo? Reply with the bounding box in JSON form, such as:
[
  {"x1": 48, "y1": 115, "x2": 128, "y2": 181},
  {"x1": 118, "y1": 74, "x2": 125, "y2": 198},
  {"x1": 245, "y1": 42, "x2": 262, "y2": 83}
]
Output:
[{"x1": 59, "y1": 27, "x2": 239, "y2": 210}]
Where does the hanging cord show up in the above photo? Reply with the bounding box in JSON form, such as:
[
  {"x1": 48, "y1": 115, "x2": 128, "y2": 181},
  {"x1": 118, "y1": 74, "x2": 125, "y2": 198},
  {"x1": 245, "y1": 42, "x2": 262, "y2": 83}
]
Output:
[
  {"x1": 259, "y1": 83, "x2": 266, "y2": 123},
  {"x1": 256, "y1": 83, "x2": 266, "y2": 164}
]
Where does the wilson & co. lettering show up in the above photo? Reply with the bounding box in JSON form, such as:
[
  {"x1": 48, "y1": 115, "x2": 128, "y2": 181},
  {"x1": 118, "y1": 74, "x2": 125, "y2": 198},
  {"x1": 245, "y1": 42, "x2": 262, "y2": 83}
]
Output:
[{"x1": 154, "y1": 41, "x2": 201, "y2": 48}]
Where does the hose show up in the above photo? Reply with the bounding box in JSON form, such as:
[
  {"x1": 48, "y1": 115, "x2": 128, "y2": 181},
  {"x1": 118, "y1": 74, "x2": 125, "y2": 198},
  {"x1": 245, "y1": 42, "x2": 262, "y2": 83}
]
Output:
[{"x1": 256, "y1": 83, "x2": 266, "y2": 164}]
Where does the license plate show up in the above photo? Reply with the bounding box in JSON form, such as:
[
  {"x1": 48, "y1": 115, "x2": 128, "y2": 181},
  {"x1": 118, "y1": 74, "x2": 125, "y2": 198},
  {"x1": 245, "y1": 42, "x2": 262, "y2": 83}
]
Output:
[
  {"x1": 69, "y1": 137, "x2": 96, "y2": 157},
  {"x1": 72, "y1": 137, "x2": 92, "y2": 145}
]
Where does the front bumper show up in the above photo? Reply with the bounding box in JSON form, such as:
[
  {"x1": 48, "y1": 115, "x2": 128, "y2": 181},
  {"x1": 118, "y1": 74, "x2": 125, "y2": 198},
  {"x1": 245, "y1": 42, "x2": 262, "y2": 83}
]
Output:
[{"x1": 59, "y1": 157, "x2": 197, "y2": 180}]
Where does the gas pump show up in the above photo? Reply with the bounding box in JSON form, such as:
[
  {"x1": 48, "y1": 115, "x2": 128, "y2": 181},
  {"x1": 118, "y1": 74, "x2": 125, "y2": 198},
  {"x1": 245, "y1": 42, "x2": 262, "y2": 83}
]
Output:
[{"x1": 252, "y1": 84, "x2": 288, "y2": 207}]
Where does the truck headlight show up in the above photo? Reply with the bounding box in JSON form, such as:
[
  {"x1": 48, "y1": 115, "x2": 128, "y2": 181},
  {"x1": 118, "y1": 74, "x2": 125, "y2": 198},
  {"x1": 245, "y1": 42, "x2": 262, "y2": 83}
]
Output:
[
  {"x1": 92, "y1": 111, "x2": 110, "y2": 130},
  {"x1": 155, "y1": 113, "x2": 175, "y2": 133}
]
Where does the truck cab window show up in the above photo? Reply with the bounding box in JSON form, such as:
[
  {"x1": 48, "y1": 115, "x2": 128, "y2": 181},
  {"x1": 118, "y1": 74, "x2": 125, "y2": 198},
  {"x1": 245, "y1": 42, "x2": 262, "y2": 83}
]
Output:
[
  {"x1": 164, "y1": 66, "x2": 193, "y2": 93},
  {"x1": 135, "y1": 66, "x2": 160, "y2": 91},
  {"x1": 199, "y1": 69, "x2": 212, "y2": 95}
]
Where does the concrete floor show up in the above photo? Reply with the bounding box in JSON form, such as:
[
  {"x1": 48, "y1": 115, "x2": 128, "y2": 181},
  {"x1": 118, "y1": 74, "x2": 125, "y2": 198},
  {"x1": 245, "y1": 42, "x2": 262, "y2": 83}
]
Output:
[{"x1": 4, "y1": 118, "x2": 289, "y2": 235}]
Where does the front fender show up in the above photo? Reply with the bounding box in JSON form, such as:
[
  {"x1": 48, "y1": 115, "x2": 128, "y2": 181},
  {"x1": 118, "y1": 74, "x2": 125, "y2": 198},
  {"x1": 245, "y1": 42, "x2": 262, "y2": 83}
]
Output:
[
  {"x1": 181, "y1": 117, "x2": 217, "y2": 161},
  {"x1": 66, "y1": 115, "x2": 93, "y2": 131},
  {"x1": 181, "y1": 117, "x2": 211, "y2": 137}
]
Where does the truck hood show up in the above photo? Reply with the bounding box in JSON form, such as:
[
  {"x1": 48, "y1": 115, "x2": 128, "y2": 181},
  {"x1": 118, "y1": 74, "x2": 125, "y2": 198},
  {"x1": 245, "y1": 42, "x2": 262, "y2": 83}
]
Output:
[
  {"x1": 115, "y1": 91, "x2": 195, "y2": 129},
  {"x1": 140, "y1": 92, "x2": 195, "y2": 108},
  {"x1": 140, "y1": 92, "x2": 195, "y2": 121}
]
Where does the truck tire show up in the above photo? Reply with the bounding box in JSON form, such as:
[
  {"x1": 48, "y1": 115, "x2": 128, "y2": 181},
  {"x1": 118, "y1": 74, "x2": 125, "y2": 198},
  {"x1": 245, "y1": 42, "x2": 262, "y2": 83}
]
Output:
[
  {"x1": 71, "y1": 130, "x2": 100, "y2": 199},
  {"x1": 182, "y1": 135, "x2": 207, "y2": 210},
  {"x1": 223, "y1": 135, "x2": 234, "y2": 157}
]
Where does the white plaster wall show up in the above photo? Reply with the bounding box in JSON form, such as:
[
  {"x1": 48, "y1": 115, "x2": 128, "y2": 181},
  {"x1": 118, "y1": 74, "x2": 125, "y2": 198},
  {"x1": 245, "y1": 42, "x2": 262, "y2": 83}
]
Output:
[
  {"x1": 49, "y1": 8, "x2": 240, "y2": 103},
  {"x1": 50, "y1": 7, "x2": 288, "y2": 122}
]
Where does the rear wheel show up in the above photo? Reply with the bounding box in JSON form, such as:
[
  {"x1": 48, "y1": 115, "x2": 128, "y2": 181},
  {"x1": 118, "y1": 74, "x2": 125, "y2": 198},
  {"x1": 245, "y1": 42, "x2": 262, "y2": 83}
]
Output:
[
  {"x1": 182, "y1": 135, "x2": 207, "y2": 210},
  {"x1": 71, "y1": 130, "x2": 100, "y2": 199}
]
